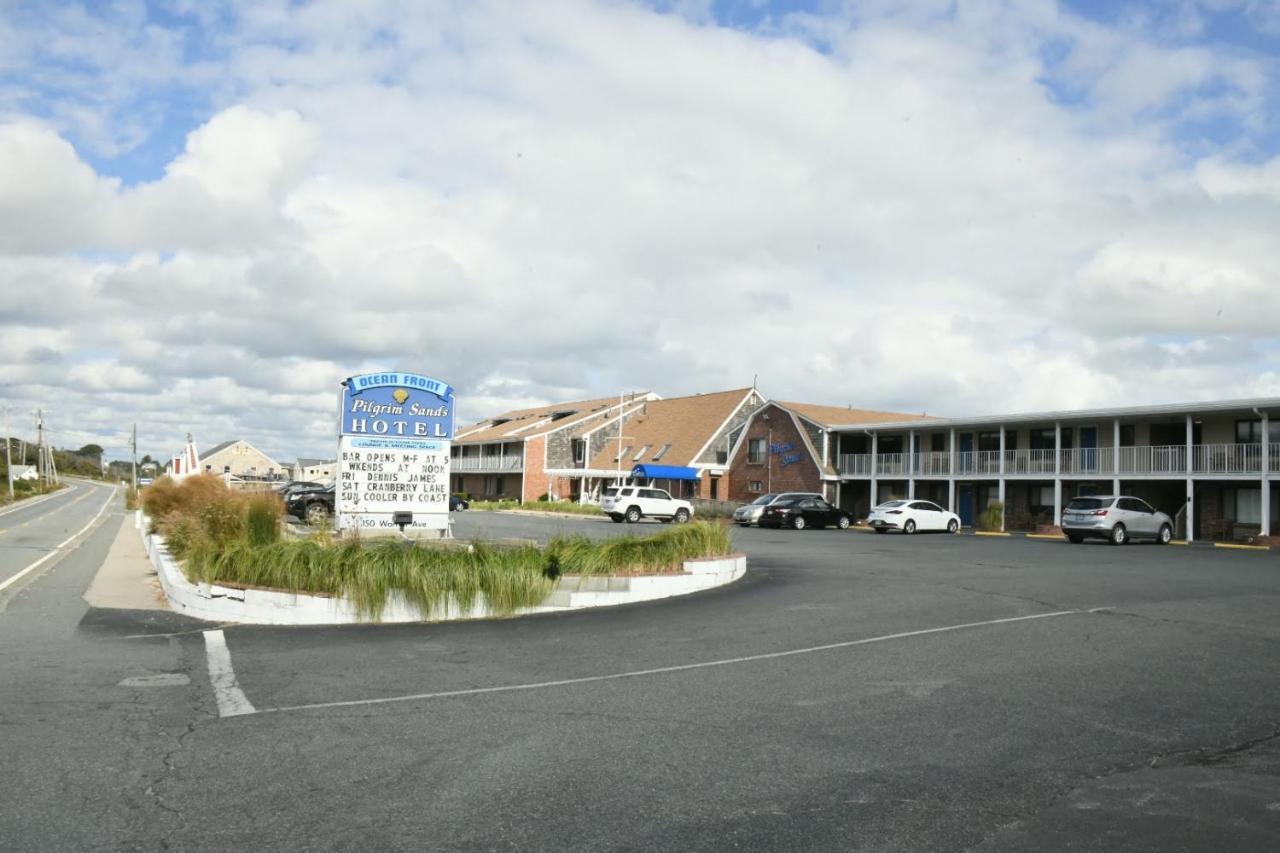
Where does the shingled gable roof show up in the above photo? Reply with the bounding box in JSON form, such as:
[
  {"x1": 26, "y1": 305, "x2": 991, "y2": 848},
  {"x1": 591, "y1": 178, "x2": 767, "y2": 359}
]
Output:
[
  {"x1": 774, "y1": 402, "x2": 936, "y2": 429},
  {"x1": 729, "y1": 402, "x2": 937, "y2": 478},
  {"x1": 584, "y1": 388, "x2": 758, "y2": 472},
  {"x1": 455, "y1": 392, "x2": 653, "y2": 445}
]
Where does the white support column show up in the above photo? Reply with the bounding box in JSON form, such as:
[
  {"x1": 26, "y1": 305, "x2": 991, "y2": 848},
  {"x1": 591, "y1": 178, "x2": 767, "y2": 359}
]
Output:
[
  {"x1": 870, "y1": 432, "x2": 878, "y2": 510},
  {"x1": 948, "y1": 428, "x2": 957, "y2": 511},
  {"x1": 1186, "y1": 478, "x2": 1195, "y2": 543},
  {"x1": 1054, "y1": 422, "x2": 1063, "y2": 525},
  {"x1": 1185, "y1": 415, "x2": 1194, "y2": 476},
  {"x1": 997, "y1": 426, "x2": 1006, "y2": 531},
  {"x1": 1053, "y1": 478, "x2": 1063, "y2": 528},
  {"x1": 908, "y1": 431, "x2": 916, "y2": 499},
  {"x1": 1261, "y1": 411, "x2": 1270, "y2": 537},
  {"x1": 1113, "y1": 418, "x2": 1121, "y2": 477}
]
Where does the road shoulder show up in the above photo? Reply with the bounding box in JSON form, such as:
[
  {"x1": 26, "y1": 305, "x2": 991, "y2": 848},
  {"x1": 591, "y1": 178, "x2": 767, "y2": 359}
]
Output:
[{"x1": 83, "y1": 514, "x2": 169, "y2": 611}]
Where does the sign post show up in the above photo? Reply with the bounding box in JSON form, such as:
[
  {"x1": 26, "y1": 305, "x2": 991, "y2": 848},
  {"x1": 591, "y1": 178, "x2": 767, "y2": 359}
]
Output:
[{"x1": 335, "y1": 372, "x2": 456, "y2": 538}]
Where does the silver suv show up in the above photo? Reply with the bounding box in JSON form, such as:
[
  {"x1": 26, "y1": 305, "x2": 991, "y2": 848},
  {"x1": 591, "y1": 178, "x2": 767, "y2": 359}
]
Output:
[
  {"x1": 1061, "y1": 496, "x2": 1174, "y2": 545},
  {"x1": 733, "y1": 492, "x2": 823, "y2": 526}
]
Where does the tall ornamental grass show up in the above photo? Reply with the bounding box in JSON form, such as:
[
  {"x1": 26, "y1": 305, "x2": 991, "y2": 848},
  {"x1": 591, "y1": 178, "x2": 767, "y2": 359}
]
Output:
[
  {"x1": 141, "y1": 474, "x2": 283, "y2": 550},
  {"x1": 179, "y1": 521, "x2": 734, "y2": 621}
]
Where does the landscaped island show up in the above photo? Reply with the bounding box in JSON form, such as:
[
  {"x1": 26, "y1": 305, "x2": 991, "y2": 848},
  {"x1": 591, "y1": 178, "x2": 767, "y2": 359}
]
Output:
[{"x1": 141, "y1": 475, "x2": 735, "y2": 620}]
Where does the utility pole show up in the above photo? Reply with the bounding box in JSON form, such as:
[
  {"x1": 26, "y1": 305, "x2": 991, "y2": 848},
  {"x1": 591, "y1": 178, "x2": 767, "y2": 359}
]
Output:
[
  {"x1": 4, "y1": 407, "x2": 12, "y2": 502},
  {"x1": 36, "y1": 409, "x2": 45, "y2": 488},
  {"x1": 132, "y1": 423, "x2": 138, "y2": 490}
]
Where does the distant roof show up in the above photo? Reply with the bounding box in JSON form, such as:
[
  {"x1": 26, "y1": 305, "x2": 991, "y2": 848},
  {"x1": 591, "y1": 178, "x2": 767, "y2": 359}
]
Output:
[
  {"x1": 295, "y1": 457, "x2": 331, "y2": 467},
  {"x1": 776, "y1": 401, "x2": 936, "y2": 429},
  {"x1": 586, "y1": 388, "x2": 756, "y2": 470},
  {"x1": 200, "y1": 440, "x2": 236, "y2": 459},
  {"x1": 456, "y1": 392, "x2": 652, "y2": 444}
]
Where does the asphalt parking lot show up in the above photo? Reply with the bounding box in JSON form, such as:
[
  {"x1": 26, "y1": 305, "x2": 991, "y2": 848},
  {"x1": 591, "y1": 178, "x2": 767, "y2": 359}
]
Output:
[{"x1": 8, "y1": 509, "x2": 1280, "y2": 851}]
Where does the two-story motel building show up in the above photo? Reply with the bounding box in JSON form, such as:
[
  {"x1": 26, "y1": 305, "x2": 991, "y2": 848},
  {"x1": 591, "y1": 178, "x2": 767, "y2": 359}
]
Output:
[{"x1": 830, "y1": 397, "x2": 1279, "y2": 542}]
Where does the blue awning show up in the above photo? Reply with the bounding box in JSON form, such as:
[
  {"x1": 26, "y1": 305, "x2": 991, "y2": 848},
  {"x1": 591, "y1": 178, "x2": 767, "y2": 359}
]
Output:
[{"x1": 631, "y1": 464, "x2": 701, "y2": 481}]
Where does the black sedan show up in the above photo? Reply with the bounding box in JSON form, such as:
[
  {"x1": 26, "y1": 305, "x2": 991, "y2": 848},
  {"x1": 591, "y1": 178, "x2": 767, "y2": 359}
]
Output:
[
  {"x1": 758, "y1": 496, "x2": 852, "y2": 530},
  {"x1": 286, "y1": 484, "x2": 335, "y2": 524}
]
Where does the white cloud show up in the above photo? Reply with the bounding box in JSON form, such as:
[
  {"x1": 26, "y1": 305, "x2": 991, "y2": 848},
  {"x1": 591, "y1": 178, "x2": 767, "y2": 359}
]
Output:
[{"x1": 1, "y1": 0, "x2": 1278, "y2": 460}]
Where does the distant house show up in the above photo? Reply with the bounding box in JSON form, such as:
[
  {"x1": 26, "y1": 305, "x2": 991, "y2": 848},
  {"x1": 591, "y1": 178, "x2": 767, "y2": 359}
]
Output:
[
  {"x1": 199, "y1": 440, "x2": 285, "y2": 481},
  {"x1": 292, "y1": 458, "x2": 336, "y2": 483}
]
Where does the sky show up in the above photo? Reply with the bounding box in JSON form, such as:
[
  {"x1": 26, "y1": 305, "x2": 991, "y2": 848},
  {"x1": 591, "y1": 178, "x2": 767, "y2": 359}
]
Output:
[{"x1": 2, "y1": 0, "x2": 1279, "y2": 463}]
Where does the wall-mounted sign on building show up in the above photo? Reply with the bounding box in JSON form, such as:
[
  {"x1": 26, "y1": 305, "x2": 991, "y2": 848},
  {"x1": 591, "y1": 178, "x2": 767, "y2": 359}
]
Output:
[{"x1": 335, "y1": 372, "x2": 456, "y2": 537}]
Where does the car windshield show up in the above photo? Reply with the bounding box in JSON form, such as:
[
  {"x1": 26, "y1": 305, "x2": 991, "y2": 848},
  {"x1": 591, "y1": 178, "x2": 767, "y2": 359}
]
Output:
[
  {"x1": 750, "y1": 494, "x2": 777, "y2": 506},
  {"x1": 877, "y1": 500, "x2": 908, "y2": 508},
  {"x1": 1066, "y1": 498, "x2": 1107, "y2": 510}
]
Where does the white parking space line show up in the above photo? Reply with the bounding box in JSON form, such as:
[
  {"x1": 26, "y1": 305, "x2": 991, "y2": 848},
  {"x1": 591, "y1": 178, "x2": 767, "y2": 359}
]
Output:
[
  {"x1": 0, "y1": 485, "x2": 116, "y2": 595},
  {"x1": 202, "y1": 629, "x2": 257, "y2": 717},
  {"x1": 258, "y1": 608, "x2": 1100, "y2": 717}
]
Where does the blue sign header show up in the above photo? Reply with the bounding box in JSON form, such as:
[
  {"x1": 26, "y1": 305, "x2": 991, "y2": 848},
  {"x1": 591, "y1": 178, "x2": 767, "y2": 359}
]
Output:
[{"x1": 340, "y1": 372, "x2": 455, "y2": 439}]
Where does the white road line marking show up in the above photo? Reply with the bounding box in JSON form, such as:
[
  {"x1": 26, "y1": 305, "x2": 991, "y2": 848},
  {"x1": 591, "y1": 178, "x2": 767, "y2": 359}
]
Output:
[
  {"x1": 260, "y1": 608, "x2": 1091, "y2": 716},
  {"x1": 0, "y1": 485, "x2": 116, "y2": 595},
  {"x1": 202, "y1": 629, "x2": 257, "y2": 717},
  {"x1": 0, "y1": 483, "x2": 79, "y2": 518}
]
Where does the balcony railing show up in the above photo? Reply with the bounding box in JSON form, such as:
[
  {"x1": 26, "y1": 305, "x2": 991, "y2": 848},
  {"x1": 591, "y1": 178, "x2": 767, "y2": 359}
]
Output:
[
  {"x1": 837, "y1": 442, "x2": 1277, "y2": 477},
  {"x1": 1117, "y1": 445, "x2": 1185, "y2": 474},
  {"x1": 451, "y1": 455, "x2": 523, "y2": 472},
  {"x1": 1193, "y1": 443, "x2": 1262, "y2": 474}
]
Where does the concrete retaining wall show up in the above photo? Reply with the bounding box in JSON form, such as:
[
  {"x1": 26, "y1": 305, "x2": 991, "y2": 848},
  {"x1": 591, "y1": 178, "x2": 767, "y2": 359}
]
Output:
[{"x1": 137, "y1": 511, "x2": 745, "y2": 625}]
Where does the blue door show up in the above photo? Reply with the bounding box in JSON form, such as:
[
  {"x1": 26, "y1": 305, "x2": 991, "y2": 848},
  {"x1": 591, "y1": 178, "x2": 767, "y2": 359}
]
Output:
[
  {"x1": 1080, "y1": 426, "x2": 1098, "y2": 472},
  {"x1": 958, "y1": 484, "x2": 975, "y2": 528},
  {"x1": 959, "y1": 433, "x2": 974, "y2": 474}
]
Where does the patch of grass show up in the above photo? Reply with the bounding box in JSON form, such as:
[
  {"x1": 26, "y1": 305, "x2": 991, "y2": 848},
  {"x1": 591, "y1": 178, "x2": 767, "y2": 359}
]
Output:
[
  {"x1": 177, "y1": 521, "x2": 734, "y2": 620},
  {"x1": 469, "y1": 499, "x2": 603, "y2": 516},
  {"x1": 142, "y1": 474, "x2": 283, "y2": 547}
]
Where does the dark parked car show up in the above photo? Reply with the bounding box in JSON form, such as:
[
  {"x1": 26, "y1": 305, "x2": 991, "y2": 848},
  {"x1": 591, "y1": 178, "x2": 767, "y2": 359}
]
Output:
[
  {"x1": 450, "y1": 495, "x2": 469, "y2": 511},
  {"x1": 758, "y1": 496, "x2": 852, "y2": 530},
  {"x1": 286, "y1": 484, "x2": 335, "y2": 524}
]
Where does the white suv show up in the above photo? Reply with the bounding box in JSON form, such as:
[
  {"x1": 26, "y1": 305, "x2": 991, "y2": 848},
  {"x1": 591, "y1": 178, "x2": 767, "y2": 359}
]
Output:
[{"x1": 600, "y1": 486, "x2": 694, "y2": 524}]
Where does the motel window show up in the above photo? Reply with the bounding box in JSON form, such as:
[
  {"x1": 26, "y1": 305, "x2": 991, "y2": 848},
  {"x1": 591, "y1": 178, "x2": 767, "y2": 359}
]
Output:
[
  {"x1": 1232, "y1": 488, "x2": 1262, "y2": 524},
  {"x1": 1235, "y1": 420, "x2": 1280, "y2": 444},
  {"x1": 748, "y1": 438, "x2": 766, "y2": 464},
  {"x1": 1119, "y1": 425, "x2": 1136, "y2": 446},
  {"x1": 484, "y1": 476, "x2": 497, "y2": 497},
  {"x1": 931, "y1": 433, "x2": 946, "y2": 453},
  {"x1": 977, "y1": 432, "x2": 1000, "y2": 452},
  {"x1": 572, "y1": 439, "x2": 586, "y2": 465},
  {"x1": 1030, "y1": 429, "x2": 1055, "y2": 450},
  {"x1": 652, "y1": 444, "x2": 672, "y2": 462},
  {"x1": 749, "y1": 481, "x2": 764, "y2": 493},
  {"x1": 633, "y1": 445, "x2": 651, "y2": 462}
]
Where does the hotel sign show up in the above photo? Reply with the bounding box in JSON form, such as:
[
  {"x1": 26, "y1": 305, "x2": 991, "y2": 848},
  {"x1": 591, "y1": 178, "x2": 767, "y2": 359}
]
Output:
[{"x1": 335, "y1": 372, "x2": 456, "y2": 536}]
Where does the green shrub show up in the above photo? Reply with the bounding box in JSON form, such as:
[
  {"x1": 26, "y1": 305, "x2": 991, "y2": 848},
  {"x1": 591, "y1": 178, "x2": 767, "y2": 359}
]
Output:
[{"x1": 977, "y1": 501, "x2": 1005, "y2": 531}]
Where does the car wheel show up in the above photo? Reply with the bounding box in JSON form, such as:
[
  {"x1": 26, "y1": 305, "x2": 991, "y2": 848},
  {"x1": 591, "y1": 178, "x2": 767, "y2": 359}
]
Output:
[
  {"x1": 903, "y1": 519, "x2": 917, "y2": 535},
  {"x1": 305, "y1": 502, "x2": 330, "y2": 524},
  {"x1": 625, "y1": 506, "x2": 641, "y2": 524},
  {"x1": 1157, "y1": 523, "x2": 1173, "y2": 545},
  {"x1": 674, "y1": 508, "x2": 690, "y2": 524},
  {"x1": 947, "y1": 519, "x2": 959, "y2": 534},
  {"x1": 837, "y1": 516, "x2": 851, "y2": 530},
  {"x1": 792, "y1": 515, "x2": 806, "y2": 530},
  {"x1": 1067, "y1": 534, "x2": 1083, "y2": 544},
  {"x1": 1109, "y1": 523, "x2": 1127, "y2": 546}
]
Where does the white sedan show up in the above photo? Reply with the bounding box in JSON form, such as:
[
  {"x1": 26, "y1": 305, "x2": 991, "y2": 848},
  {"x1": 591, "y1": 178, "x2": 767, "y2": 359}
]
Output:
[{"x1": 867, "y1": 500, "x2": 961, "y2": 534}]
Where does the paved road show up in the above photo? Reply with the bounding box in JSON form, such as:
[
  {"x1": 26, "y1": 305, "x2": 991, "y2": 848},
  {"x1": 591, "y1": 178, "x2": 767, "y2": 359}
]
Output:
[
  {"x1": 2, "y1": 506, "x2": 1278, "y2": 851},
  {"x1": 0, "y1": 478, "x2": 117, "y2": 591}
]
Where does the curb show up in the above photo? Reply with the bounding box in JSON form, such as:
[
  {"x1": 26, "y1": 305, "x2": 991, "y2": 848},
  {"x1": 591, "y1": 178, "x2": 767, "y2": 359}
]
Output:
[{"x1": 137, "y1": 511, "x2": 747, "y2": 625}]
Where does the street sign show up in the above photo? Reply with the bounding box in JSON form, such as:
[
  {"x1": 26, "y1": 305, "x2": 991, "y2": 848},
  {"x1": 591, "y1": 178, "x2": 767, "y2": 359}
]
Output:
[{"x1": 335, "y1": 372, "x2": 456, "y2": 537}]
